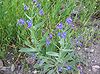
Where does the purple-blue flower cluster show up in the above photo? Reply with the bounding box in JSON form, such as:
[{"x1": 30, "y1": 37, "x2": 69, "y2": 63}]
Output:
[
  {"x1": 76, "y1": 40, "x2": 83, "y2": 47},
  {"x1": 39, "y1": 9, "x2": 44, "y2": 15},
  {"x1": 45, "y1": 33, "x2": 53, "y2": 46},
  {"x1": 58, "y1": 66, "x2": 63, "y2": 73},
  {"x1": 17, "y1": 18, "x2": 32, "y2": 28},
  {"x1": 56, "y1": 22, "x2": 63, "y2": 29},
  {"x1": 27, "y1": 20, "x2": 32, "y2": 28},
  {"x1": 57, "y1": 32, "x2": 67, "y2": 39},
  {"x1": 58, "y1": 65, "x2": 72, "y2": 73},
  {"x1": 24, "y1": 4, "x2": 29, "y2": 11},
  {"x1": 46, "y1": 38, "x2": 50, "y2": 46},
  {"x1": 49, "y1": 33, "x2": 53, "y2": 39},
  {"x1": 66, "y1": 66, "x2": 72, "y2": 70},
  {"x1": 56, "y1": 22, "x2": 67, "y2": 39},
  {"x1": 77, "y1": 64, "x2": 84, "y2": 74},
  {"x1": 37, "y1": 59, "x2": 44, "y2": 65},
  {"x1": 61, "y1": 32, "x2": 67, "y2": 39},
  {"x1": 32, "y1": 0, "x2": 44, "y2": 16},
  {"x1": 76, "y1": 36, "x2": 83, "y2": 47},
  {"x1": 57, "y1": 32, "x2": 61, "y2": 37},
  {"x1": 66, "y1": 17, "x2": 73, "y2": 24},
  {"x1": 18, "y1": 18, "x2": 25, "y2": 25},
  {"x1": 66, "y1": 17, "x2": 76, "y2": 29},
  {"x1": 37, "y1": 3, "x2": 41, "y2": 8}
]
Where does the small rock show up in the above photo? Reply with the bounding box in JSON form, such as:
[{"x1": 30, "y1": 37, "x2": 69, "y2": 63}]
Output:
[
  {"x1": 11, "y1": 64, "x2": 15, "y2": 71},
  {"x1": 88, "y1": 57, "x2": 91, "y2": 59},
  {"x1": 33, "y1": 70, "x2": 38, "y2": 74},
  {"x1": 91, "y1": 60, "x2": 96, "y2": 63},
  {"x1": 77, "y1": 47, "x2": 81, "y2": 50},
  {"x1": 92, "y1": 65, "x2": 100, "y2": 72},
  {"x1": 90, "y1": 49, "x2": 95, "y2": 53},
  {"x1": 84, "y1": 48, "x2": 89, "y2": 52},
  {"x1": 84, "y1": 48, "x2": 94, "y2": 53},
  {"x1": 88, "y1": 69, "x2": 91, "y2": 72}
]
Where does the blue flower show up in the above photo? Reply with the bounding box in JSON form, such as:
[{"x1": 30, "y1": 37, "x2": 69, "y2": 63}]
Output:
[
  {"x1": 56, "y1": 22, "x2": 63, "y2": 29},
  {"x1": 31, "y1": 53, "x2": 36, "y2": 59},
  {"x1": 58, "y1": 67, "x2": 62, "y2": 73},
  {"x1": 61, "y1": 32, "x2": 66, "y2": 39},
  {"x1": 76, "y1": 39, "x2": 83, "y2": 47},
  {"x1": 18, "y1": 18, "x2": 25, "y2": 25},
  {"x1": 66, "y1": 17, "x2": 73, "y2": 24},
  {"x1": 37, "y1": 3, "x2": 41, "y2": 8},
  {"x1": 46, "y1": 38, "x2": 50, "y2": 45},
  {"x1": 49, "y1": 34, "x2": 53, "y2": 39},
  {"x1": 66, "y1": 66, "x2": 72, "y2": 70},
  {"x1": 77, "y1": 65, "x2": 83, "y2": 74},
  {"x1": 24, "y1": 4, "x2": 29, "y2": 11},
  {"x1": 27, "y1": 20, "x2": 32, "y2": 28},
  {"x1": 37, "y1": 59, "x2": 44, "y2": 65},
  {"x1": 57, "y1": 32, "x2": 61, "y2": 37},
  {"x1": 71, "y1": 24, "x2": 75, "y2": 27},
  {"x1": 80, "y1": 71, "x2": 84, "y2": 74},
  {"x1": 39, "y1": 9, "x2": 44, "y2": 15}
]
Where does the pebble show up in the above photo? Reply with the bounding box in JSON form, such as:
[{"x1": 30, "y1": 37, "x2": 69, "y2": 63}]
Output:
[
  {"x1": 33, "y1": 70, "x2": 38, "y2": 74},
  {"x1": 92, "y1": 65, "x2": 100, "y2": 72},
  {"x1": 77, "y1": 47, "x2": 81, "y2": 50},
  {"x1": 84, "y1": 48, "x2": 89, "y2": 52},
  {"x1": 84, "y1": 48, "x2": 94, "y2": 53},
  {"x1": 90, "y1": 49, "x2": 95, "y2": 53},
  {"x1": 11, "y1": 64, "x2": 15, "y2": 71},
  {"x1": 91, "y1": 60, "x2": 96, "y2": 63}
]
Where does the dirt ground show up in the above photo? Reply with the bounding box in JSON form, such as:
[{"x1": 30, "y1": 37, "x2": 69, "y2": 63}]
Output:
[
  {"x1": 77, "y1": 43, "x2": 100, "y2": 74},
  {"x1": 77, "y1": 18, "x2": 100, "y2": 74}
]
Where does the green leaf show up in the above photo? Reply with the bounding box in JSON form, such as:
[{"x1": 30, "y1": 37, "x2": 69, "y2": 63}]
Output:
[
  {"x1": 0, "y1": 50, "x2": 5, "y2": 58},
  {"x1": 46, "y1": 52, "x2": 59, "y2": 57},
  {"x1": 59, "y1": 38, "x2": 64, "y2": 48},
  {"x1": 24, "y1": 13, "x2": 31, "y2": 20},
  {"x1": 35, "y1": 20, "x2": 45, "y2": 30},
  {"x1": 47, "y1": 69, "x2": 54, "y2": 74},
  {"x1": 61, "y1": 49, "x2": 74, "y2": 52},
  {"x1": 58, "y1": 39, "x2": 63, "y2": 44},
  {"x1": 19, "y1": 47, "x2": 37, "y2": 53}
]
